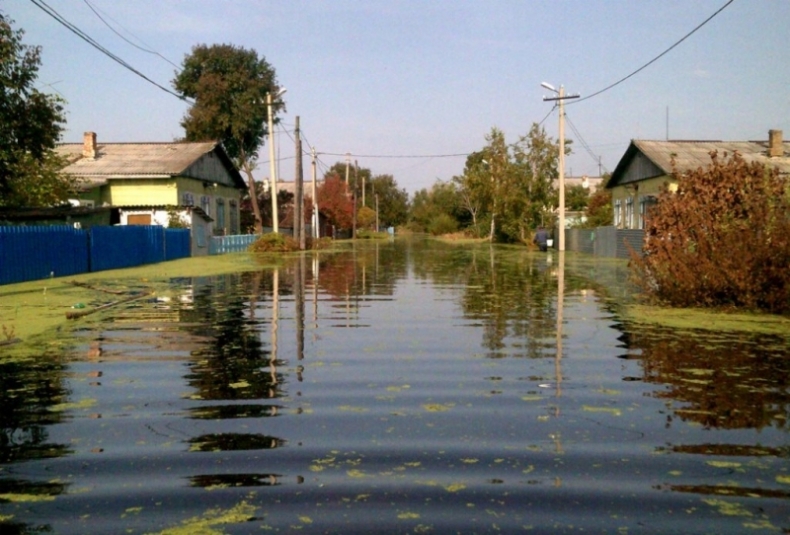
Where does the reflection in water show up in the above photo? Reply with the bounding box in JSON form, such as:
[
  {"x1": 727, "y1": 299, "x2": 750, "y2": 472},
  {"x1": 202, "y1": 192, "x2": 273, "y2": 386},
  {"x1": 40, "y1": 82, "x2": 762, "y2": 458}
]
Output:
[
  {"x1": 188, "y1": 433, "x2": 285, "y2": 452},
  {"x1": 620, "y1": 326, "x2": 790, "y2": 430},
  {"x1": 189, "y1": 473, "x2": 283, "y2": 488}
]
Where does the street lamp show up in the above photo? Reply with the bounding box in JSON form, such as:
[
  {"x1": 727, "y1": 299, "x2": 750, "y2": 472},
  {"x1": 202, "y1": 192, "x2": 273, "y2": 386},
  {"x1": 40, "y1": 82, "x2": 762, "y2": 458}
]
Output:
[
  {"x1": 267, "y1": 87, "x2": 287, "y2": 233},
  {"x1": 541, "y1": 82, "x2": 578, "y2": 252}
]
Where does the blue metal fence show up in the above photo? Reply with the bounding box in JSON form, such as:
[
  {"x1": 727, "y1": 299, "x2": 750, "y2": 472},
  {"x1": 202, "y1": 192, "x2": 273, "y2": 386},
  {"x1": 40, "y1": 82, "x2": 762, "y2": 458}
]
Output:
[
  {"x1": 0, "y1": 226, "x2": 191, "y2": 285},
  {"x1": 0, "y1": 226, "x2": 89, "y2": 285},
  {"x1": 209, "y1": 234, "x2": 258, "y2": 255},
  {"x1": 165, "y1": 229, "x2": 190, "y2": 260}
]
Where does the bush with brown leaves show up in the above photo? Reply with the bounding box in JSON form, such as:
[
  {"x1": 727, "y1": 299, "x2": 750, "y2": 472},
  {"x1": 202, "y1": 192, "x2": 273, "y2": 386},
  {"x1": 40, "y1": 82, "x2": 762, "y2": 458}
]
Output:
[{"x1": 630, "y1": 151, "x2": 790, "y2": 314}]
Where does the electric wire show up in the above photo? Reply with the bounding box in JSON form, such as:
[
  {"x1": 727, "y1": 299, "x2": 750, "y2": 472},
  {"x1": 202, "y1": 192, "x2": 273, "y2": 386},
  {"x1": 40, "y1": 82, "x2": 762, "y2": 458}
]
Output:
[
  {"x1": 570, "y1": 0, "x2": 736, "y2": 105},
  {"x1": 28, "y1": 0, "x2": 190, "y2": 102},
  {"x1": 82, "y1": 0, "x2": 180, "y2": 69},
  {"x1": 565, "y1": 114, "x2": 608, "y2": 173}
]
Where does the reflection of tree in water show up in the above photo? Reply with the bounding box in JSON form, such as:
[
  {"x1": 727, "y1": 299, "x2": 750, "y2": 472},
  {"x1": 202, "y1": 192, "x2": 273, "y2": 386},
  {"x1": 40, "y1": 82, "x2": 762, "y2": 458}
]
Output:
[
  {"x1": 410, "y1": 242, "x2": 585, "y2": 357},
  {"x1": 312, "y1": 241, "x2": 408, "y2": 300},
  {"x1": 182, "y1": 273, "x2": 282, "y2": 401},
  {"x1": 0, "y1": 359, "x2": 71, "y2": 534},
  {"x1": 0, "y1": 360, "x2": 71, "y2": 463},
  {"x1": 622, "y1": 326, "x2": 790, "y2": 430}
]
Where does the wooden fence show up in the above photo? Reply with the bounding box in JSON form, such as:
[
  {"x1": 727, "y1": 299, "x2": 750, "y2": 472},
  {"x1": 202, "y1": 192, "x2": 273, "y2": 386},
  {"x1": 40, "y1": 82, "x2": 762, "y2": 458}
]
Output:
[{"x1": 0, "y1": 225, "x2": 190, "y2": 285}]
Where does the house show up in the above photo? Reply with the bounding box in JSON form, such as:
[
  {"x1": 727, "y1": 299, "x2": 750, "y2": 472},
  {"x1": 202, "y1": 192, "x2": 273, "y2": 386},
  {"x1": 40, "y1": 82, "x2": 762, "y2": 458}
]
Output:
[
  {"x1": 606, "y1": 129, "x2": 790, "y2": 230},
  {"x1": 55, "y1": 132, "x2": 247, "y2": 254},
  {"x1": 564, "y1": 175, "x2": 604, "y2": 191}
]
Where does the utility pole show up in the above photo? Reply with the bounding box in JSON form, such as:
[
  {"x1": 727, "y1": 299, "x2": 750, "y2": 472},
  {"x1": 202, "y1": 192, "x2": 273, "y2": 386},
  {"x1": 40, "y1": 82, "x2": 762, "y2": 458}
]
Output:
[
  {"x1": 542, "y1": 83, "x2": 579, "y2": 252},
  {"x1": 362, "y1": 170, "x2": 366, "y2": 207},
  {"x1": 267, "y1": 91, "x2": 282, "y2": 233},
  {"x1": 375, "y1": 193, "x2": 379, "y2": 232},
  {"x1": 353, "y1": 160, "x2": 359, "y2": 236},
  {"x1": 345, "y1": 153, "x2": 351, "y2": 186},
  {"x1": 311, "y1": 146, "x2": 318, "y2": 240},
  {"x1": 294, "y1": 116, "x2": 305, "y2": 250}
]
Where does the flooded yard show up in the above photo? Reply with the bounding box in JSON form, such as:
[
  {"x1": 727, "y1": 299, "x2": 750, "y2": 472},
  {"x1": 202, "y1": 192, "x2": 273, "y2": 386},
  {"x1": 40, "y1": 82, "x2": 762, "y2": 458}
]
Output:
[{"x1": 1, "y1": 237, "x2": 789, "y2": 533}]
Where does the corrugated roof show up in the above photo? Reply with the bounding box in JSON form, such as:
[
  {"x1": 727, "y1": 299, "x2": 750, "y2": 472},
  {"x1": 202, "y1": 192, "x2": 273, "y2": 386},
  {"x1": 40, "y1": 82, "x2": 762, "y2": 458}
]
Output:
[
  {"x1": 55, "y1": 141, "x2": 220, "y2": 177},
  {"x1": 633, "y1": 139, "x2": 790, "y2": 175},
  {"x1": 608, "y1": 137, "x2": 790, "y2": 189}
]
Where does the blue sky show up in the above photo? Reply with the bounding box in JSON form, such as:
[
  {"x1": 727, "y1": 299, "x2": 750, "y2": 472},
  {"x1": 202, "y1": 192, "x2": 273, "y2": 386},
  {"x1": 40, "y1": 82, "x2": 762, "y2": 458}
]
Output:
[{"x1": 7, "y1": 0, "x2": 790, "y2": 194}]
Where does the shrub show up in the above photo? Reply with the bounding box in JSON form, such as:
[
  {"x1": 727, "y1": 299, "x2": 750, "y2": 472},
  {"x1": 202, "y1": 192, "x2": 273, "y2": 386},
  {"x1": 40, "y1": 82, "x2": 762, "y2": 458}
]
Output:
[
  {"x1": 427, "y1": 213, "x2": 459, "y2": 236},
  {"x1": 248, "y1": 233, "x2": 334, "y2": 253},
  {"x1": 630, "y1": 151, "x2": 790, "y2": 314}
]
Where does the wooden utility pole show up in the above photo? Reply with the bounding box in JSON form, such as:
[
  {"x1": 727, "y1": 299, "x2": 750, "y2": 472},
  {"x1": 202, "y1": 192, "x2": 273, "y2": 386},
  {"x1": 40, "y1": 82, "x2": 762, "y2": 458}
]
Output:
[{"x1": 294, "y1": 116, "x2": 305, "y2": 250}]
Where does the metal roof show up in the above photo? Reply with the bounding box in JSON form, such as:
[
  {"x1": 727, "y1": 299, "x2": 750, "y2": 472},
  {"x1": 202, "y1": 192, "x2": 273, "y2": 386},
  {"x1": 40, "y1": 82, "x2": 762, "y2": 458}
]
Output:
[
  {"x1": 608, "y1": 138, "x2": 790, "y2": 188},
  {"x1": 56, "y1": 141, "x2": 221, "y2": 177}
]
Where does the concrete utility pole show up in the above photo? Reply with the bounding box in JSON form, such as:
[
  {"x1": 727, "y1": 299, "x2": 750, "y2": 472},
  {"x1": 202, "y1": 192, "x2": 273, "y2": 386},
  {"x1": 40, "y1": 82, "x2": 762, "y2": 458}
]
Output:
[
  {"x1": 345, "y1": 153, "x2": 351, "y2": 185},
  {"x1": 542, "y1": 83, "x2": 579, "y2": 252},
  {"x1": 311, "y1": 146, "x2": 318, "y2": 240},
  {"x1": 294, "y1": 116, "x2": 305, "y2": 250},
  {"x1": 267, "y1": 89, "x2": 287, "y2": 233}
]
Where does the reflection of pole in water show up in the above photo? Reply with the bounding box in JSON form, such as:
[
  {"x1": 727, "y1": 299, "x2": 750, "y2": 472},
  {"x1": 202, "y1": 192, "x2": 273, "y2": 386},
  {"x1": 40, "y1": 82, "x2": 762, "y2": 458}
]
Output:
[
  {"x1": 555, "y1": 251, "x2": 565, "y2": 402},
  {"x1": 296, "y1": 255, "x2": 305, "y2": 362},
  {"x1": 551, "y1": 252, "x2": 566, "y2": 480},
  {"x1": 312, "y1": 255, "x2": 319, "y2": 334},
  {"x1": 271, "y1": 268, "x2": 279, "y2": 385}
]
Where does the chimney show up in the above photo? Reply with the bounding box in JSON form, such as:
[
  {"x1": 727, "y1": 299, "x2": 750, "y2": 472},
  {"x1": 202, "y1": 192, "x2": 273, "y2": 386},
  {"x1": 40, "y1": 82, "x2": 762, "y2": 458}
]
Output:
[
  {"x1": 768, "y1": 129, "x2": 783, "y2": 157},
  {"x1": 83, "y1": 131, "x2": 97, "y2": 159}
]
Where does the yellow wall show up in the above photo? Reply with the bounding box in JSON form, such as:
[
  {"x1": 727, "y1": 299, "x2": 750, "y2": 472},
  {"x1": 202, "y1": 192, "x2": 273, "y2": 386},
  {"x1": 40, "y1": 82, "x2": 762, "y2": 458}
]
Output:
[
  {"x1": 610, "y1": 175, "x2": 675, "y2": 228},
  {"x1": 90, "y1": 177, "x2": 242, "y2": 235},
  {"x1": 104, "y1": 179, "x2": 179, "y2": 206}
]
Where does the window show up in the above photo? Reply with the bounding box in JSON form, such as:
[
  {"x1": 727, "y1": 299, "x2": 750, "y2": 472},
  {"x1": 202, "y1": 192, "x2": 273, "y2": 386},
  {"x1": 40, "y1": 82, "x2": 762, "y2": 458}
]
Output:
[
  {"x1": 200, "y1": 195, "x2": 210, "y2": 216},
  {"x1": 182, "y1": 192, "x2": 194, "y2": 206},
  {"x1": 614, "y1": 199, "x2": 622, "y2": 228},
  {"x1": 625, "y1": 197, "x2": 634, "y2": 229},
  {"x1": 639, "y1": 196, "x2": 657, "y2": 229},
  {"x1": 229, "y1": 200, "x2": 238, "y2": 234},
  {"x1": 216, "y1": 198, "x2": 226, "y2": 231}
]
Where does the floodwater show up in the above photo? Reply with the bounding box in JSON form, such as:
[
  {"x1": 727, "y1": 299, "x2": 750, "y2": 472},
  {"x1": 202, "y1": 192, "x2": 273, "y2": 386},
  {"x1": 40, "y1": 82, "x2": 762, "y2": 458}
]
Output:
[{"x1": 1, "y1": 237, "x2": 789, "y2": 534}]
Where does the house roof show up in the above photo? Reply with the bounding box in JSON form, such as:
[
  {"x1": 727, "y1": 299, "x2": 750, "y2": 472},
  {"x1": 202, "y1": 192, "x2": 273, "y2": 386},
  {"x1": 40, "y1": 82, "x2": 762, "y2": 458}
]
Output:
[
  {"x1": 55, "y1": 140, "x2": 246, "y2": 189},
  {"x1": 608, "y1": 137, "x2": 790, "y2": 189}
]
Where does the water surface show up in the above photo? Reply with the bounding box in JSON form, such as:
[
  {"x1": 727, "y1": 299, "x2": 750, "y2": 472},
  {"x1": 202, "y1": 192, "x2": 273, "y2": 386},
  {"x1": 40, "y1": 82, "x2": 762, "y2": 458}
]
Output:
[{"x1": 1, "y1": 238, "x2": 788, "y2": 533}]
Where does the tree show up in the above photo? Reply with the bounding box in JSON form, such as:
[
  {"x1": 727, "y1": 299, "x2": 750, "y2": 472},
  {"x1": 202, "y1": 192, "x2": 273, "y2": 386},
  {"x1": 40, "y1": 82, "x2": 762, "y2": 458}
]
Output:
[
  {"x1": 509, "y1": 123, "x2": 565, "y2": 241},
  {"x1": 0, "y1": 14, "x2": 76, "y2": 208},
  {"x1": 581, "y1": 181, "x2": 613, "y2": 228},
  {"x1": 369, "y1": 174, "x2": 409, "y2": 228},
  {"x1": 566, "y1": 185, "x2": 590, "y2": 211},
  {"x1": 172, "y1": 44, "x2": 282, "y2": 233},
  {"x1": 407, "y1": 180, "x2": 463, "y2": 234},
  {"x1": 317, "y1": 174, "x2": 353, "y2": 230}
]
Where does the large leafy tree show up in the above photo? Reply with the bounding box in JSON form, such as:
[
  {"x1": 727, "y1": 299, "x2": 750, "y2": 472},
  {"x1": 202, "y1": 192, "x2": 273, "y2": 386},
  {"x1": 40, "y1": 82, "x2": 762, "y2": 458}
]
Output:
[
  {"x1": 172, "y1": 44, "x2": 283, "y2": 233},
  {"x1": 369, "y1": 174, "x2": 408, "y2": 228},
  {"x1": 453, "y1": 124, "x2": 565, "y2": 242},
  {"x1": 0, "y1": 14, "x2": 75, "y2": 208},
  {"x1": 317, "y1": 174, "x2": 353, "y2": 230},
  {"x1": 408, "y1": 180, "x2": 464, "y2": 234}
]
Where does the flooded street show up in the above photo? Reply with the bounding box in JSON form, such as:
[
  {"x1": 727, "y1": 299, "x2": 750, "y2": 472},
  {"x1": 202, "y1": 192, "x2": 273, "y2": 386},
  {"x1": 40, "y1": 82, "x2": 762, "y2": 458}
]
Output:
[{"x1": 1, "y1": 237, "x2": 789, "y2": 533}]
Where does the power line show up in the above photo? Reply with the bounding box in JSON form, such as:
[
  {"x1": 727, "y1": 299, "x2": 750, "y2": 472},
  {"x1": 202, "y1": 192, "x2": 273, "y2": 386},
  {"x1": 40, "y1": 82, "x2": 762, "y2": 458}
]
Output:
[
  {"x1": 565, "y1": 114, "x2": 608, "y2": 173},
  {"x1": 318, "y1": 151, "x2": 469, "y2": 159},
  {"x1": 29, "y1": 0, "x2": 190, "y2": 102},
  {"x1": 82, "y1": 0, "x2": 180, "y2": 69},
  {"x1": 570, "y1": 0, "x2": 736, "y2": 105}
]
